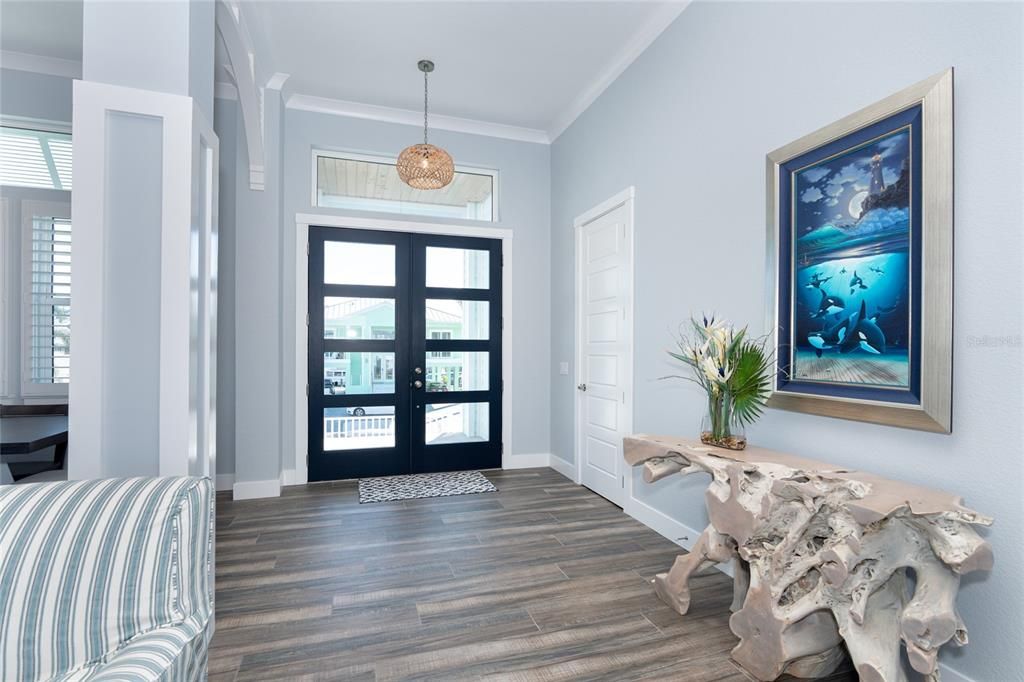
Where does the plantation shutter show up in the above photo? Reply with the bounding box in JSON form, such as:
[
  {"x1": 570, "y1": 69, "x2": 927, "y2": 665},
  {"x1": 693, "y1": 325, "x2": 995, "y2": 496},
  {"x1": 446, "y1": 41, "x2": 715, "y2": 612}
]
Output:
[
  {"x1": 0, "y1": 126, "x2": 73, "y2": 190},
  {"x1": 30, "y1": 216, "x2": 72, "y2": 383}
]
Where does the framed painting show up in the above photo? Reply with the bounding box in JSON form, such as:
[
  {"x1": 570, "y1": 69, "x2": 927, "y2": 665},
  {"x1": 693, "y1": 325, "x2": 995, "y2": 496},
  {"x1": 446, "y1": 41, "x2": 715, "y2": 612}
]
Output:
[{"x1": 765, "y1": 69, "x2": 953, "y2": 433}]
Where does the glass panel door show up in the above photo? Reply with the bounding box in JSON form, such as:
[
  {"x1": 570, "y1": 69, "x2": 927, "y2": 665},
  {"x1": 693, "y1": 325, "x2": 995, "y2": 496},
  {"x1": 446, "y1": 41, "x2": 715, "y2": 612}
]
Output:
[
  {"x1": 410, "y1": 235, "x2": 502, "y2": 474},
  {"x1": 308, "y1": 228, "x2": 410, "y2": 480},
  {"x1": 308, "y1": 228, "x2": 502, "y2": 481}
]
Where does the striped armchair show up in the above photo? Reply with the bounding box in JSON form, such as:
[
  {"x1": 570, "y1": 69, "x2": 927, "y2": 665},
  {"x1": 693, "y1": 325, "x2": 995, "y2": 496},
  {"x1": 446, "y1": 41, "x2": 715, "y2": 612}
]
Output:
[{"x1": 0, "y1": 478, "x2": 214, "y2": 682}]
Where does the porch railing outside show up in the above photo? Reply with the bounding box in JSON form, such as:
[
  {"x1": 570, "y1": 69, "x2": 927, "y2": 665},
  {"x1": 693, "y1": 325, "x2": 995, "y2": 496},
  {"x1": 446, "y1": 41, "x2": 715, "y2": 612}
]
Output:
[{"x1": 323, "y1": 405, "x2": 465, "y2": 450}]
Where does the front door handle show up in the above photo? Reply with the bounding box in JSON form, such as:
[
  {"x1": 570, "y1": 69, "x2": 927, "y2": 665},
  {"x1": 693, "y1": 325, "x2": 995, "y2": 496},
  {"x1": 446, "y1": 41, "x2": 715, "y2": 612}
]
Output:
[{"x1": 577, "y1": 383, "x2": 587, "y2": 392}]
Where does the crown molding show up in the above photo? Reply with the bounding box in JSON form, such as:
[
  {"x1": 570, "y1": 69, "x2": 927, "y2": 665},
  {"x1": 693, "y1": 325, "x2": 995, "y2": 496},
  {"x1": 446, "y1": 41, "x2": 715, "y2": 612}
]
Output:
[
  {"x1": 286, "y1": 93, "x2": 550, "y2": 145},
  {"x1": 548, "y1": 1, "x2": 689, "y2": 142},
  {"x1": 265, "y1": 72, "x2": 290, "y2": 91},
  {"x1": 0, "y1": 50, "x2": 82, "y2": 79},
  {"x1": 214, "y1": 81, "x2": 238, "y2": 100}
]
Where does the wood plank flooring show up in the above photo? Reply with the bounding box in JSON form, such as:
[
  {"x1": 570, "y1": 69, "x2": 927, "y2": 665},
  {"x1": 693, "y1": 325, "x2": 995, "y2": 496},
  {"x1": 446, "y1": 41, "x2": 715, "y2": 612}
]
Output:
[{"x1": 210, "y1": 467, "x2": 854, "y2": 681}]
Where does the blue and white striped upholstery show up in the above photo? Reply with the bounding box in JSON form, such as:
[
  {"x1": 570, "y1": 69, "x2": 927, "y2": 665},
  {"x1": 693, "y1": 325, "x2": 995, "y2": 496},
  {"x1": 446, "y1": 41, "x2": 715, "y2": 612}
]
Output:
[{"x1": 0, "y1": 477, "x2": 213, "y2": 682}]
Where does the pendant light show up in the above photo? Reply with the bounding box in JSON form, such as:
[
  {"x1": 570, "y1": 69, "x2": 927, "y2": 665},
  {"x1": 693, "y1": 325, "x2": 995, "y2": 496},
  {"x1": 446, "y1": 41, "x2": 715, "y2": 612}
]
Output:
[{"x1": 397, "y1": 59, "x2": 455, "y2": 190}]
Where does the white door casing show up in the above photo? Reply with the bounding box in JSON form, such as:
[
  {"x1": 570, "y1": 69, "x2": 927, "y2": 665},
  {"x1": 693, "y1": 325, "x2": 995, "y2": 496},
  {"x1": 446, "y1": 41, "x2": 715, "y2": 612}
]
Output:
[{"x1": 574, "y1": 189, "x2": 634, "y2": 507}]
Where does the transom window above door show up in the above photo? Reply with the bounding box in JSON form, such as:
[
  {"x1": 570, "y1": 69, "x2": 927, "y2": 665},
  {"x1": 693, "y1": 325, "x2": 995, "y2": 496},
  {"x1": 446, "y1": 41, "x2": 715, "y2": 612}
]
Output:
[{"x1": 313, "y1": 151, "x2": 497, "y2": 221}]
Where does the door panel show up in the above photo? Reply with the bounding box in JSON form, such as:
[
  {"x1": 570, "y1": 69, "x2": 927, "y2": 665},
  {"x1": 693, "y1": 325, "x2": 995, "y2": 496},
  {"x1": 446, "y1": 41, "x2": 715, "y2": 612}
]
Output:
[
  {"x1": 309, "y1": 228, "x2": 410, "y2": 481},
  {"x1": 309, "y1": 227, "x2": 502, "y2": 481},
  {"x1": 410, "y1": 233, "x2": 502, "y2": 474},
  {"x1": 577, "y1": 202, "x2": 632, "y2": 506}
]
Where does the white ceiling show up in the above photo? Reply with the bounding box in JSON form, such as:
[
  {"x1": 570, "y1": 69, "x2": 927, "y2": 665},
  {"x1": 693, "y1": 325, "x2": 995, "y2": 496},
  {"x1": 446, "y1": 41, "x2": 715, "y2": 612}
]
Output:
[
  {"x1": 243, "y1": 1, "x2": 686, "y2": 139},
  {"x1": 0, "y1": 1, "x2": 686, "y2": 142},
  {"x1": 0, "y1": 1, "x2": 82, "y2": 61}
]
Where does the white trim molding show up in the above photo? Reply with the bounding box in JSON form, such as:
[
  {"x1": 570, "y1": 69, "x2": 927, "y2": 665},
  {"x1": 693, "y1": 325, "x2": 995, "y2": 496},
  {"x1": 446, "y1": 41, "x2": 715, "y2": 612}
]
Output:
[
  {"x1": 548, "y1": 2, "x2": 689, "y2": 141},
  {"x1": 265, "y1": 72, "x2": 290, "y2": 92},
  {"x1": 287, "y1": 94, "x2": 550, "y2": 145},
  {"x1": 936, "y1": 663, "x2": 977, "y2": 682},
  {"x1": 69, "y1": 79, "x2": 218, "y2": 481},
  {"x1": 572, "y1": 186, "x2": 636, "y2": 229},
  {"x1": 70, "y1": 80, "x2": 193, "y2": 480},
  {"x1": 233, "y1": 478, "x2": 281, "y2": 500},
  {"x1": 214, "y1": 82, "x2": 238, "y2": 101},
  {"x1": 215, "y1": 473, "x2": 235, "y2": 492},
  {"x1": 624, "y1": 490, "x2": 705, "y2": 552},
  {"x1": 0, "y1": 197, "x2": 8, "y2": 400},
  {"x1": 295, "y1": 213, "x2": 513, "y2": 241},
  {"x1": 548, "y1": 455, "x2": 575, "y2": 481},
  {"x1": 280, "y1": 468, "x2": 304, "y2": 487},
  {"x1": 0, "y1": 50, "x2": 82, "y2": 79},
  {"x1": 215, "y1": 0, "x2": 265, "y2": 190},
  {"x1": 293, "y1": 213, "x2": 514, "y2": 485},
  {"x1": 503, "y1": 453, "x2": 551, "y2": 470}
]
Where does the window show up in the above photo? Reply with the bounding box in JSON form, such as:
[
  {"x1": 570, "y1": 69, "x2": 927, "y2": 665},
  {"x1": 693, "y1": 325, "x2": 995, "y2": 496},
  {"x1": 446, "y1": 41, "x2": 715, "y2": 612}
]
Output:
[
  {"x1": 314, "y1": 151, "x2": 496, "y2": 221},
  {"x1": 25, "y1": 212, "x2": 72, "y2": 389},
  {"x1": 1, "y1": 126, "x2": 73, "y2": 190},
  {"x1": 430, "y1": 330, "x2": 452, "y2": 358},
  {"x1": 373, "y1": 354, "x2": 395, "y2": 382}
]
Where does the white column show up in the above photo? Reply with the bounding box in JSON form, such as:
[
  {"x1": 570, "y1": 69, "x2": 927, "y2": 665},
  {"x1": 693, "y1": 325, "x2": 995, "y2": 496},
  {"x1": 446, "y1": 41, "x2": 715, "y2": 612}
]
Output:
[{"x1": 69, "y1": 0, "x2": 218, "y2": 480}]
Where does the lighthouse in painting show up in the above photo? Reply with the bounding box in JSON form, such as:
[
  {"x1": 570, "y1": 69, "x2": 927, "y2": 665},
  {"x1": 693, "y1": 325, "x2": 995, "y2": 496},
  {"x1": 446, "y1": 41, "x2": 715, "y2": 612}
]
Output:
[{"x1": 869, "y1": 152, "x2": 886, "y2": 195}]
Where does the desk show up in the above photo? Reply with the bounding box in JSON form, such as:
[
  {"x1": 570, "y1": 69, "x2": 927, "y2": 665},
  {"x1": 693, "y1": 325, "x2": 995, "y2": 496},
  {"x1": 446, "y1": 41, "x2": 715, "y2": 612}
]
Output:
[{"x1": 1, "y1": 416, "x2": 68, "y2": 484}]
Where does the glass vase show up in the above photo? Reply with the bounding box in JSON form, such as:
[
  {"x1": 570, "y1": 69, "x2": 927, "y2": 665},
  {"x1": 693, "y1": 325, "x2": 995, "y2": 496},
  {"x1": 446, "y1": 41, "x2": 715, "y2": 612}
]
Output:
[{"x1": 700, "y1": 394, "x2": 747, "y2": 450}]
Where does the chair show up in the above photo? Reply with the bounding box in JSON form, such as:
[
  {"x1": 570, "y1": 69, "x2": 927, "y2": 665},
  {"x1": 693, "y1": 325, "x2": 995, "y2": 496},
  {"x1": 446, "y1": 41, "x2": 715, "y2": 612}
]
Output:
[{"x1": 0, "y1": 477, "x2": 214, "y2": 681}]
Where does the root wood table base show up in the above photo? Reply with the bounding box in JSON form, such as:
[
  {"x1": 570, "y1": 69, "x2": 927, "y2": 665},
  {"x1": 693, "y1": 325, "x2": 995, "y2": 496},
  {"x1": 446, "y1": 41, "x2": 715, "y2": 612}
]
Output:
[{"x1": 624, "y1": 435, "x2": 993, "y2": 682}]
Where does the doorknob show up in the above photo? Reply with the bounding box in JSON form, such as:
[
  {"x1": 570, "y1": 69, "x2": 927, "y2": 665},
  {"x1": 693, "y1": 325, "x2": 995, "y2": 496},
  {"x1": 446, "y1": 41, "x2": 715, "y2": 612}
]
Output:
[
  {"x1": 577, "y1": 383, "x2": 587, "y2": 392},
  {"x1": 412, "y1": 379, "x2": 424, "y2": 389},
  {"x1": 413, "y1": 367, "x2": 423, "y2": 375}
]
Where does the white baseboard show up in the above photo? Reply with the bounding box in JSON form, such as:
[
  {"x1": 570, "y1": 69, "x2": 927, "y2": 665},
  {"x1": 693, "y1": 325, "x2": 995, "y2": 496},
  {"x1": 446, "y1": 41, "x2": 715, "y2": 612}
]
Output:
[
  {"x1": 280, "y1": 468, "x2": 304, "y2": 486},
  {"x1": 232, "y1": 478, "x2": 281, "y2": 500},
  {"x1": 503, "y1": 452, "x2": 551, "y2": 469},
  {"x1": 625, "y1": 496, "x2": 702, "y2": 551},
  {"x1": 548, "y1": 455, "x2": 576, "y2": 481},
  {"x1": 937, "y1": 662, "x2": 974, "y2": 682},
  {"x1": 624, "y1": 494, "x2": 733, "y2": 578},
  {"x1": 215, "y1": 474, "x2": 234, "y2": 492}
]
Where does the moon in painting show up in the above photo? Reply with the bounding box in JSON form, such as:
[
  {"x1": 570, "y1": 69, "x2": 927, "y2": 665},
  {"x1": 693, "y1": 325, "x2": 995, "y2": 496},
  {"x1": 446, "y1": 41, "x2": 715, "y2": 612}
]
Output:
[{"x1": 848, "y1": 190, "x2": 869, "y2": 218}]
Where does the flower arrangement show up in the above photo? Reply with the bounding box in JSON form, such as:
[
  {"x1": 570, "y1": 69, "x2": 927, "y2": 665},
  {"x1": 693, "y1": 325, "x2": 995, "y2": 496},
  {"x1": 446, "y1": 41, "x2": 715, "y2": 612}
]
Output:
[{"x1": 666, "y1": 315, "x2": 774, "y2": 450}]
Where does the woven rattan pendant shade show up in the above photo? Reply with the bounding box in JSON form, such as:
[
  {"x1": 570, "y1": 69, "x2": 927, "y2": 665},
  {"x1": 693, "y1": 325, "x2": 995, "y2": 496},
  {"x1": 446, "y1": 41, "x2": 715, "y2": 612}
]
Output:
[
  {"x1": 397, "y1": 143, "x2": 454, "y2": 190},
  {"x1": 398, "y1": 59, "x2": 454, "y2": 190}
]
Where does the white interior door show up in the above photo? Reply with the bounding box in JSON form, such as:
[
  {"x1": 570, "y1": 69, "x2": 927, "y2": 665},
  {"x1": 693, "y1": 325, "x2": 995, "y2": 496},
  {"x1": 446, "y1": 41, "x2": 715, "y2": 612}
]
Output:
[{"x1": 575, "y1": 198, "x2": 632, "y2": 507}]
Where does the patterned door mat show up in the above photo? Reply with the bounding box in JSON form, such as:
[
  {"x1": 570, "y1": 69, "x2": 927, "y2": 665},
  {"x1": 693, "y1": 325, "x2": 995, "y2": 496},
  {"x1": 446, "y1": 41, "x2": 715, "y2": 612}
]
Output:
[{"x1": 358, "y1": 470, "x2": 498, "y2": 504}]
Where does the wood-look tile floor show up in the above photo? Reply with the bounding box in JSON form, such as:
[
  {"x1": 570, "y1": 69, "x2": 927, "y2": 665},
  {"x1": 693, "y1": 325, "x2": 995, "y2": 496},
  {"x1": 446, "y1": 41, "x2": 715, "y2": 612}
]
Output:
[{"x1": 210, "y1": 467, "x2": 855, "y2": 681}]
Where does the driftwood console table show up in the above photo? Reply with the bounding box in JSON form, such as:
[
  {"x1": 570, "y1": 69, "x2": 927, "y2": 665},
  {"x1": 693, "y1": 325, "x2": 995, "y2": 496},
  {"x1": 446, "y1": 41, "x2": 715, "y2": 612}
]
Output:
[{"x1": 624, "y1": 435, "x2": 993, "y2": 682}]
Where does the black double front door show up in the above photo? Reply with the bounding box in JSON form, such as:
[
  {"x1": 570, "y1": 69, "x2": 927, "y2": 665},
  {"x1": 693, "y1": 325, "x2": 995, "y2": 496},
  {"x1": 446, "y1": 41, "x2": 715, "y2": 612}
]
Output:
[{"x1": 308, "y1": 227, "x2": 502, "y2": 481}]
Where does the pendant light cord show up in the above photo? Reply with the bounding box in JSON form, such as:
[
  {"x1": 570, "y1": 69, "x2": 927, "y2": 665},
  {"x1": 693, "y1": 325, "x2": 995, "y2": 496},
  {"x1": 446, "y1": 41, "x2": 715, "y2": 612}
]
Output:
[{"x1": 423, "y1": 69, "x2": 429, "y2": 145}]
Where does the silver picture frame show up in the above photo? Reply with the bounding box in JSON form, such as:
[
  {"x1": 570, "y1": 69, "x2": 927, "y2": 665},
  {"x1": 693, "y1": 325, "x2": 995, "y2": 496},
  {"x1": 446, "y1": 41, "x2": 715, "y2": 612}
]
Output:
[{"x1": 765, "y1": 68, "x2": 953, "y2": 433}]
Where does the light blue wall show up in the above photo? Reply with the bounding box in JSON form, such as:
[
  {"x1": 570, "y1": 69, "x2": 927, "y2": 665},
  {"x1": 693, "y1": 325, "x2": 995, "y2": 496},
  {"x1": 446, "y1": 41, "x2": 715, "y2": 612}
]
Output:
[
  {"x1": 99, "y1": 112, "x2": 163, "y2": 477},
  {"x1": 213, "y1": 97, "x2": 238, "y2": 477},
  {"x1": 81, "y1": 0, "x2": 214, "y2": 122},
  {"x1": 550, "y1": 2, "x2": 1023, "y2": 680},
  {"x1": 232, "y1": 87, "x2": 285, "y2": 484},
  {"x1": 0, "y1": 68, "x2": 72, "y2": 122},
  {"x1": 281, "y1": 110, "x2": 552, "y2": 468}
]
